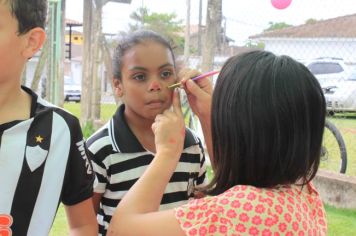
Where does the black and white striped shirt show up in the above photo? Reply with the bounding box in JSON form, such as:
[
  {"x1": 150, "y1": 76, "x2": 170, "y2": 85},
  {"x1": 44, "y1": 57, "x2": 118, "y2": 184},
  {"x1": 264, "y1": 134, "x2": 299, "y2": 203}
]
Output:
[
  {"x1": 87, "y1": 104, "x2": 207, "y2": 235},
  {"x1": 0, "y1": 86, "x2": 94, "y2": 236}
]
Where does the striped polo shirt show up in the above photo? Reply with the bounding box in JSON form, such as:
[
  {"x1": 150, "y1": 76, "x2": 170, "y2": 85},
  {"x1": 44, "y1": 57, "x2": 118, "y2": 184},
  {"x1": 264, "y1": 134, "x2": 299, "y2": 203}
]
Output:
[
  {"x1": 0, "y1": 86, "x2": 94, "y2": 236},
  {"x1": 87, "y1": 104, "x2": 207, "y2": 235}
]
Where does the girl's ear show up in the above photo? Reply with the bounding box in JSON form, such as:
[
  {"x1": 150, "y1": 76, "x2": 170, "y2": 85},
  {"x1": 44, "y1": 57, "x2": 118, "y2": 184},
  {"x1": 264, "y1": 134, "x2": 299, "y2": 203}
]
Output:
[
  {"x1": 112, "y1": 78, "x2": 124, "y2": 97},
  {"x1": 22, "y1": 27, "x2": 46, "y2": 59}
]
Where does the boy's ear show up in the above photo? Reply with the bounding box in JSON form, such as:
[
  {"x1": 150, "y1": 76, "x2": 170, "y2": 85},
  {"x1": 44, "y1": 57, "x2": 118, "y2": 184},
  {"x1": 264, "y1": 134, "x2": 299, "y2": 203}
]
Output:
[
  {"x1": 22, "y1": 27, "x2": 46, "y2": 59},
  {"x1": 112, "y1": 78, "x2": 124, "y2": 97}
]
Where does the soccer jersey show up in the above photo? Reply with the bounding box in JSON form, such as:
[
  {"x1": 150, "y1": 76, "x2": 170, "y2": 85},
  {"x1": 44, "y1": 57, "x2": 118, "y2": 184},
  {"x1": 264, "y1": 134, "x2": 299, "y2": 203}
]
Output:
[
  {"x1": 87, "y1": 104, "x2": 207, "y2": 235},
  {"x1": 0, "y1": 86, "x2": 94, "y2": 236}
]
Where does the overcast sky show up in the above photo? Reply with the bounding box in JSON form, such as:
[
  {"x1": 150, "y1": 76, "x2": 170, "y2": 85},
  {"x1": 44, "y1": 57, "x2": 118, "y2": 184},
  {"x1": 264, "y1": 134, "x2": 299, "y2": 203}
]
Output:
[{"x1": 66, "y1": 0, "x2": 356, "y2": 45}]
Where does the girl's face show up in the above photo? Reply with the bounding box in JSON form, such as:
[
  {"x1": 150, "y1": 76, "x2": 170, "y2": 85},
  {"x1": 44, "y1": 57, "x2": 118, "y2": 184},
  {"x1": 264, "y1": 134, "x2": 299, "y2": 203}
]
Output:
[{"x1": 113, "y1": 41, "x2": 177, "y2": 122}]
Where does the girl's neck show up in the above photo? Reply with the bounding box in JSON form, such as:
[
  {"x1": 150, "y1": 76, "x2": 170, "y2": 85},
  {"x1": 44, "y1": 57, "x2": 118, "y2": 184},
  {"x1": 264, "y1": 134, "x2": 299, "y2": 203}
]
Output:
[{"x1": 124, "y1": 111, "x2": 156, "y2": 153}]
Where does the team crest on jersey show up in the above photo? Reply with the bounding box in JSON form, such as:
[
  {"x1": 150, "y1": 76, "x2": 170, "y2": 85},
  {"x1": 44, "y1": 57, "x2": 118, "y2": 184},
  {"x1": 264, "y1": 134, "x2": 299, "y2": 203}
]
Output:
[{"x1": 25, "y1": 145, "x2": 48, "y2": 172}]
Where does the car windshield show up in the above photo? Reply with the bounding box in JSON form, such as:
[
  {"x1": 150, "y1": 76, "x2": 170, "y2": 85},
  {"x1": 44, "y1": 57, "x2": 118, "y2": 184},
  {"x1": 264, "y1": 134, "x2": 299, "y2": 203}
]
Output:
[
  {"x1": 64, "y1": 76, "x2": 79, "y2": 85},
  {"x1": 308, "y1": 62, "x2": 344, "y2": 75},
  {"x1": 347, "y1": 69, "x2": 356, "y2": 81}
]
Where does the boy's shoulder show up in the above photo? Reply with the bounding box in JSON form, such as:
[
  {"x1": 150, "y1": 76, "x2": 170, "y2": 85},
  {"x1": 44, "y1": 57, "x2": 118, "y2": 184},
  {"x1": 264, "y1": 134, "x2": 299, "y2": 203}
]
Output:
[
  {"x1": 36, "y1": 96, "x2": 79, "y2": 123},
  {"x1": 23, "y1": 86, "x2": 80, "y2": 127}
]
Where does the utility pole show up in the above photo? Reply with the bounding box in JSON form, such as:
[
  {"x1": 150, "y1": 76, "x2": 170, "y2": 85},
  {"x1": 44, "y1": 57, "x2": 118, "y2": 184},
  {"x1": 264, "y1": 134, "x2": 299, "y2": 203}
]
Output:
[{"x1": 47, "y1": 0, "x2": 62, "y2": 105}]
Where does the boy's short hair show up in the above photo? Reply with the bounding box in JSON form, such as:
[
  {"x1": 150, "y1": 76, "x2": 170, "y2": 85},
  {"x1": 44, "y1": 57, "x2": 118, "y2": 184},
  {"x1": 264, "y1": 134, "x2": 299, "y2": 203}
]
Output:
[{"x1": 2, "y1": 0, "x2": 47, "y2": 34}]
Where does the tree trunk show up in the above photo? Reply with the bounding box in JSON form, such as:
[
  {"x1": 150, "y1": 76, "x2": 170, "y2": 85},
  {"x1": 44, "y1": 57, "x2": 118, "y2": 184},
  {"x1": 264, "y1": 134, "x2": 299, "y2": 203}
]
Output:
[
  {"x1": 201, "y1": 0, "x2": 222, "y2": 73},
  {"x1": 198, "y1": 0, "x2": 202, "y2": 56},
  {"x1": 91, "y1": 0, "x2": 103, "y2": 121},
  {"x1": 81, "y1": 0, "x2": 94, "y2": 124},
  {"x1": 183, "y1": 0, "x2": 191, "y2": 66},
  {"x1": 101, "y1": 35, "x2": 121, "y2": 105}
]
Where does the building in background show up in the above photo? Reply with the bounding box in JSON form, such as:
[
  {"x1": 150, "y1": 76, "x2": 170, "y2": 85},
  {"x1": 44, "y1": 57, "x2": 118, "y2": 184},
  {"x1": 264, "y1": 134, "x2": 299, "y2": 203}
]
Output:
[{"x1": 250, "y1": 14, "x2": 356, "y2": 63}]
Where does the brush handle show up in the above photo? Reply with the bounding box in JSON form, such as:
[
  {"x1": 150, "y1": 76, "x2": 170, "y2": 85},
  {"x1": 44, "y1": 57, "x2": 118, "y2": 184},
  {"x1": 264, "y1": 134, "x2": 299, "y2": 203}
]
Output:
[
  {"x1": 191, "y1": 70, "x2": 219, "y2": 81},
  {"x1": 168, "y1": 70, "x2": 219, "y2": 89}
]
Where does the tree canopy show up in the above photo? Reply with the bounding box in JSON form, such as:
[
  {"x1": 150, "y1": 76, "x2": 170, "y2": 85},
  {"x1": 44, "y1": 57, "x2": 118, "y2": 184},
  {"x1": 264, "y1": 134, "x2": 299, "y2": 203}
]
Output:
[
  {"x1": 129, "y1": 7, "x2": 184, "y2": 52},
  {"x1": 264, "y1": 22, "x2": 292, "y2": 32}
]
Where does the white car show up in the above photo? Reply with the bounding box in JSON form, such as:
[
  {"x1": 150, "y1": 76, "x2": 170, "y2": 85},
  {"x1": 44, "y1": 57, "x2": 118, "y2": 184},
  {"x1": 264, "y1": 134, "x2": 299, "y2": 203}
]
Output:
[
  {"x1": 304, "y1": 57, "x2": 350, "y2": 88},
  {"x1": 324, "y1": 68, "x2": 356, "y2": 112},
  {"x1": 64, "y1": 76, "x2": 81, "y2": 102}
]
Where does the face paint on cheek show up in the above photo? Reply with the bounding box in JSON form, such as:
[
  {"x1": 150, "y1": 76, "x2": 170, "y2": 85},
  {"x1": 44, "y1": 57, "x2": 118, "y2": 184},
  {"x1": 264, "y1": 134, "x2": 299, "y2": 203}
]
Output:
[{"x1": 169, "y1": 138, "x2": 176, "y2": 144}]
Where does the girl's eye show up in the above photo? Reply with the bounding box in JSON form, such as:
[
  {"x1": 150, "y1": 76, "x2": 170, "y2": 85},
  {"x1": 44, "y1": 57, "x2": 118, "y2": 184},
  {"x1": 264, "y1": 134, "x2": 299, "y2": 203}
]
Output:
[
  {"x1": 161, "y1": 70, "x2": 172, "y2": 79},
  {"x1": 133, "y1": 74, "x2": 145, "y2": 81}
]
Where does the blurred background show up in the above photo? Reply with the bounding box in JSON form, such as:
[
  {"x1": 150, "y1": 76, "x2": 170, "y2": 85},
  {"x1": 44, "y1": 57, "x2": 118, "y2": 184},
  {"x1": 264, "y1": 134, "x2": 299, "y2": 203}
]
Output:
[{"x1": 23, "y1": 0, "x2": 356, "y2": 176}]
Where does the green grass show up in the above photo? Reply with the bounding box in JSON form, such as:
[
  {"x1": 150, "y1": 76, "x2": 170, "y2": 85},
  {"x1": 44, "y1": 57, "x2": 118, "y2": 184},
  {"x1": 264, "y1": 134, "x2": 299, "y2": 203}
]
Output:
[
  {"x1": 64, "y1": 102, "x2": 117, "y2": 122},
  {"x1": 325, "y1": 205, "x2": 356, "y2": 236},
  {"x1": 49, "y1": 205, "x2": 68, "y2": 236}
]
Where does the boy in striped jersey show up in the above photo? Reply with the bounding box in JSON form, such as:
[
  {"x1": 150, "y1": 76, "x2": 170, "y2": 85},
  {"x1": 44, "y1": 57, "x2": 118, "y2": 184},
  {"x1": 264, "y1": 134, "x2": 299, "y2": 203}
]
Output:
[
  {"x1": 86, "y1": 30, "x2": 208, "y2": 235},
  {"x1": 0, "y1": 0, "x2": 97, "y2": 235}
]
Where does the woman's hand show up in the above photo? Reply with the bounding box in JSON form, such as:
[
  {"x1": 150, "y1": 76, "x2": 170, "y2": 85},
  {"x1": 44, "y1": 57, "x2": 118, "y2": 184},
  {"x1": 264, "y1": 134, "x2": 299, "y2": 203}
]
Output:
[
  {"x1": 178, "y1": 68, "x2": 214, "y2": 162},
  {"x1": 178, "y1": 68, "x2": 213, "y2": 120},
  {"x1": 152, "y1": 89, "x2": 185, "y2": 157}
]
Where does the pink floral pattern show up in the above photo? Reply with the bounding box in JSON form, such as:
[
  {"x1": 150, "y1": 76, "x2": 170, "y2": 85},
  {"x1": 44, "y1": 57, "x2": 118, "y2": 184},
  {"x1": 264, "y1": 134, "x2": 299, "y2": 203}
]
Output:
[{"x1": 175, "y1": 184, "x2": 327, "y2": 235}]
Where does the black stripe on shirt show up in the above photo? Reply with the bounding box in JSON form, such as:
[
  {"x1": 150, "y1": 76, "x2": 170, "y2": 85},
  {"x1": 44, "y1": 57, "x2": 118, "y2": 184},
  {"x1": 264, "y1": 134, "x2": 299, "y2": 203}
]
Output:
[
  {"x1": 110, "y1": 154, "x2": 154, "y2": 174},
  {"x1": 161, "y1": 191, "x2": 188, "y2": 204},
  {"x1": 90, "y1": 144, "x2": 115, "y2": 168}
]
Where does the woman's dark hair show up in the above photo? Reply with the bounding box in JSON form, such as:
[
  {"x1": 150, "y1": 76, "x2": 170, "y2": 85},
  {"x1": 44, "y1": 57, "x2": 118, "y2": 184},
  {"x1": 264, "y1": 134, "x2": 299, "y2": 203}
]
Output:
[
  {"x1": 206, "y1": 50, "x2": 325, "y2": 195},
  {"x1": 3, "y1": 0, "x2": 47, "y2": 35},
  {"x1": 112, "y1": 30, "x2": 175, "y2": 80}
]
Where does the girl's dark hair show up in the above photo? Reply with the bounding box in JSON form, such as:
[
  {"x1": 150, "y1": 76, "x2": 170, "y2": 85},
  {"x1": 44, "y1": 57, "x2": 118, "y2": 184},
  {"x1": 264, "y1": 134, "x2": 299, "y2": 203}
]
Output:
[
  {"x1": 206, "y1": 50, "x2": 326, "y2": 195},
  {"x1": 112, "y1": 30, "x2": 175, "y2": 80},
  {"x1": 3, "y1": 0, "x2": 47, "y2": 34}
]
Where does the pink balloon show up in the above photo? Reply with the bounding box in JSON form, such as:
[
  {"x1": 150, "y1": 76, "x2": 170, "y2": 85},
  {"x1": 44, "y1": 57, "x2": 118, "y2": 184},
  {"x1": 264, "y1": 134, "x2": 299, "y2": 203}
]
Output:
[{"x1": 271, "y1": 0, "x2": 292, "y2": 9}]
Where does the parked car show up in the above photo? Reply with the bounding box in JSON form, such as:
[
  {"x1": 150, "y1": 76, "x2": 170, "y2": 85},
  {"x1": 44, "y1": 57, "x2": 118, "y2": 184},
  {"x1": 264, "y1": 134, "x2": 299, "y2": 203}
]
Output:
[
  {"x1": 64, "y1": 76, "x2": 81, "y2": 102},
  {"x1": 304, "y1": 57, "x2": 350, "y2": 87},
  {"x1": 324, "y1": 68, "x2": 356, "y2": 112}
]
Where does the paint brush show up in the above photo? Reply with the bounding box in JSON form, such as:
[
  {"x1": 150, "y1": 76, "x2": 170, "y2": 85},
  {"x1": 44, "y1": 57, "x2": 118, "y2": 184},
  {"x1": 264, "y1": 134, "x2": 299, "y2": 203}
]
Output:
[{"x1": 168, "y1": 70, "x2": 219, "y2": 89}]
